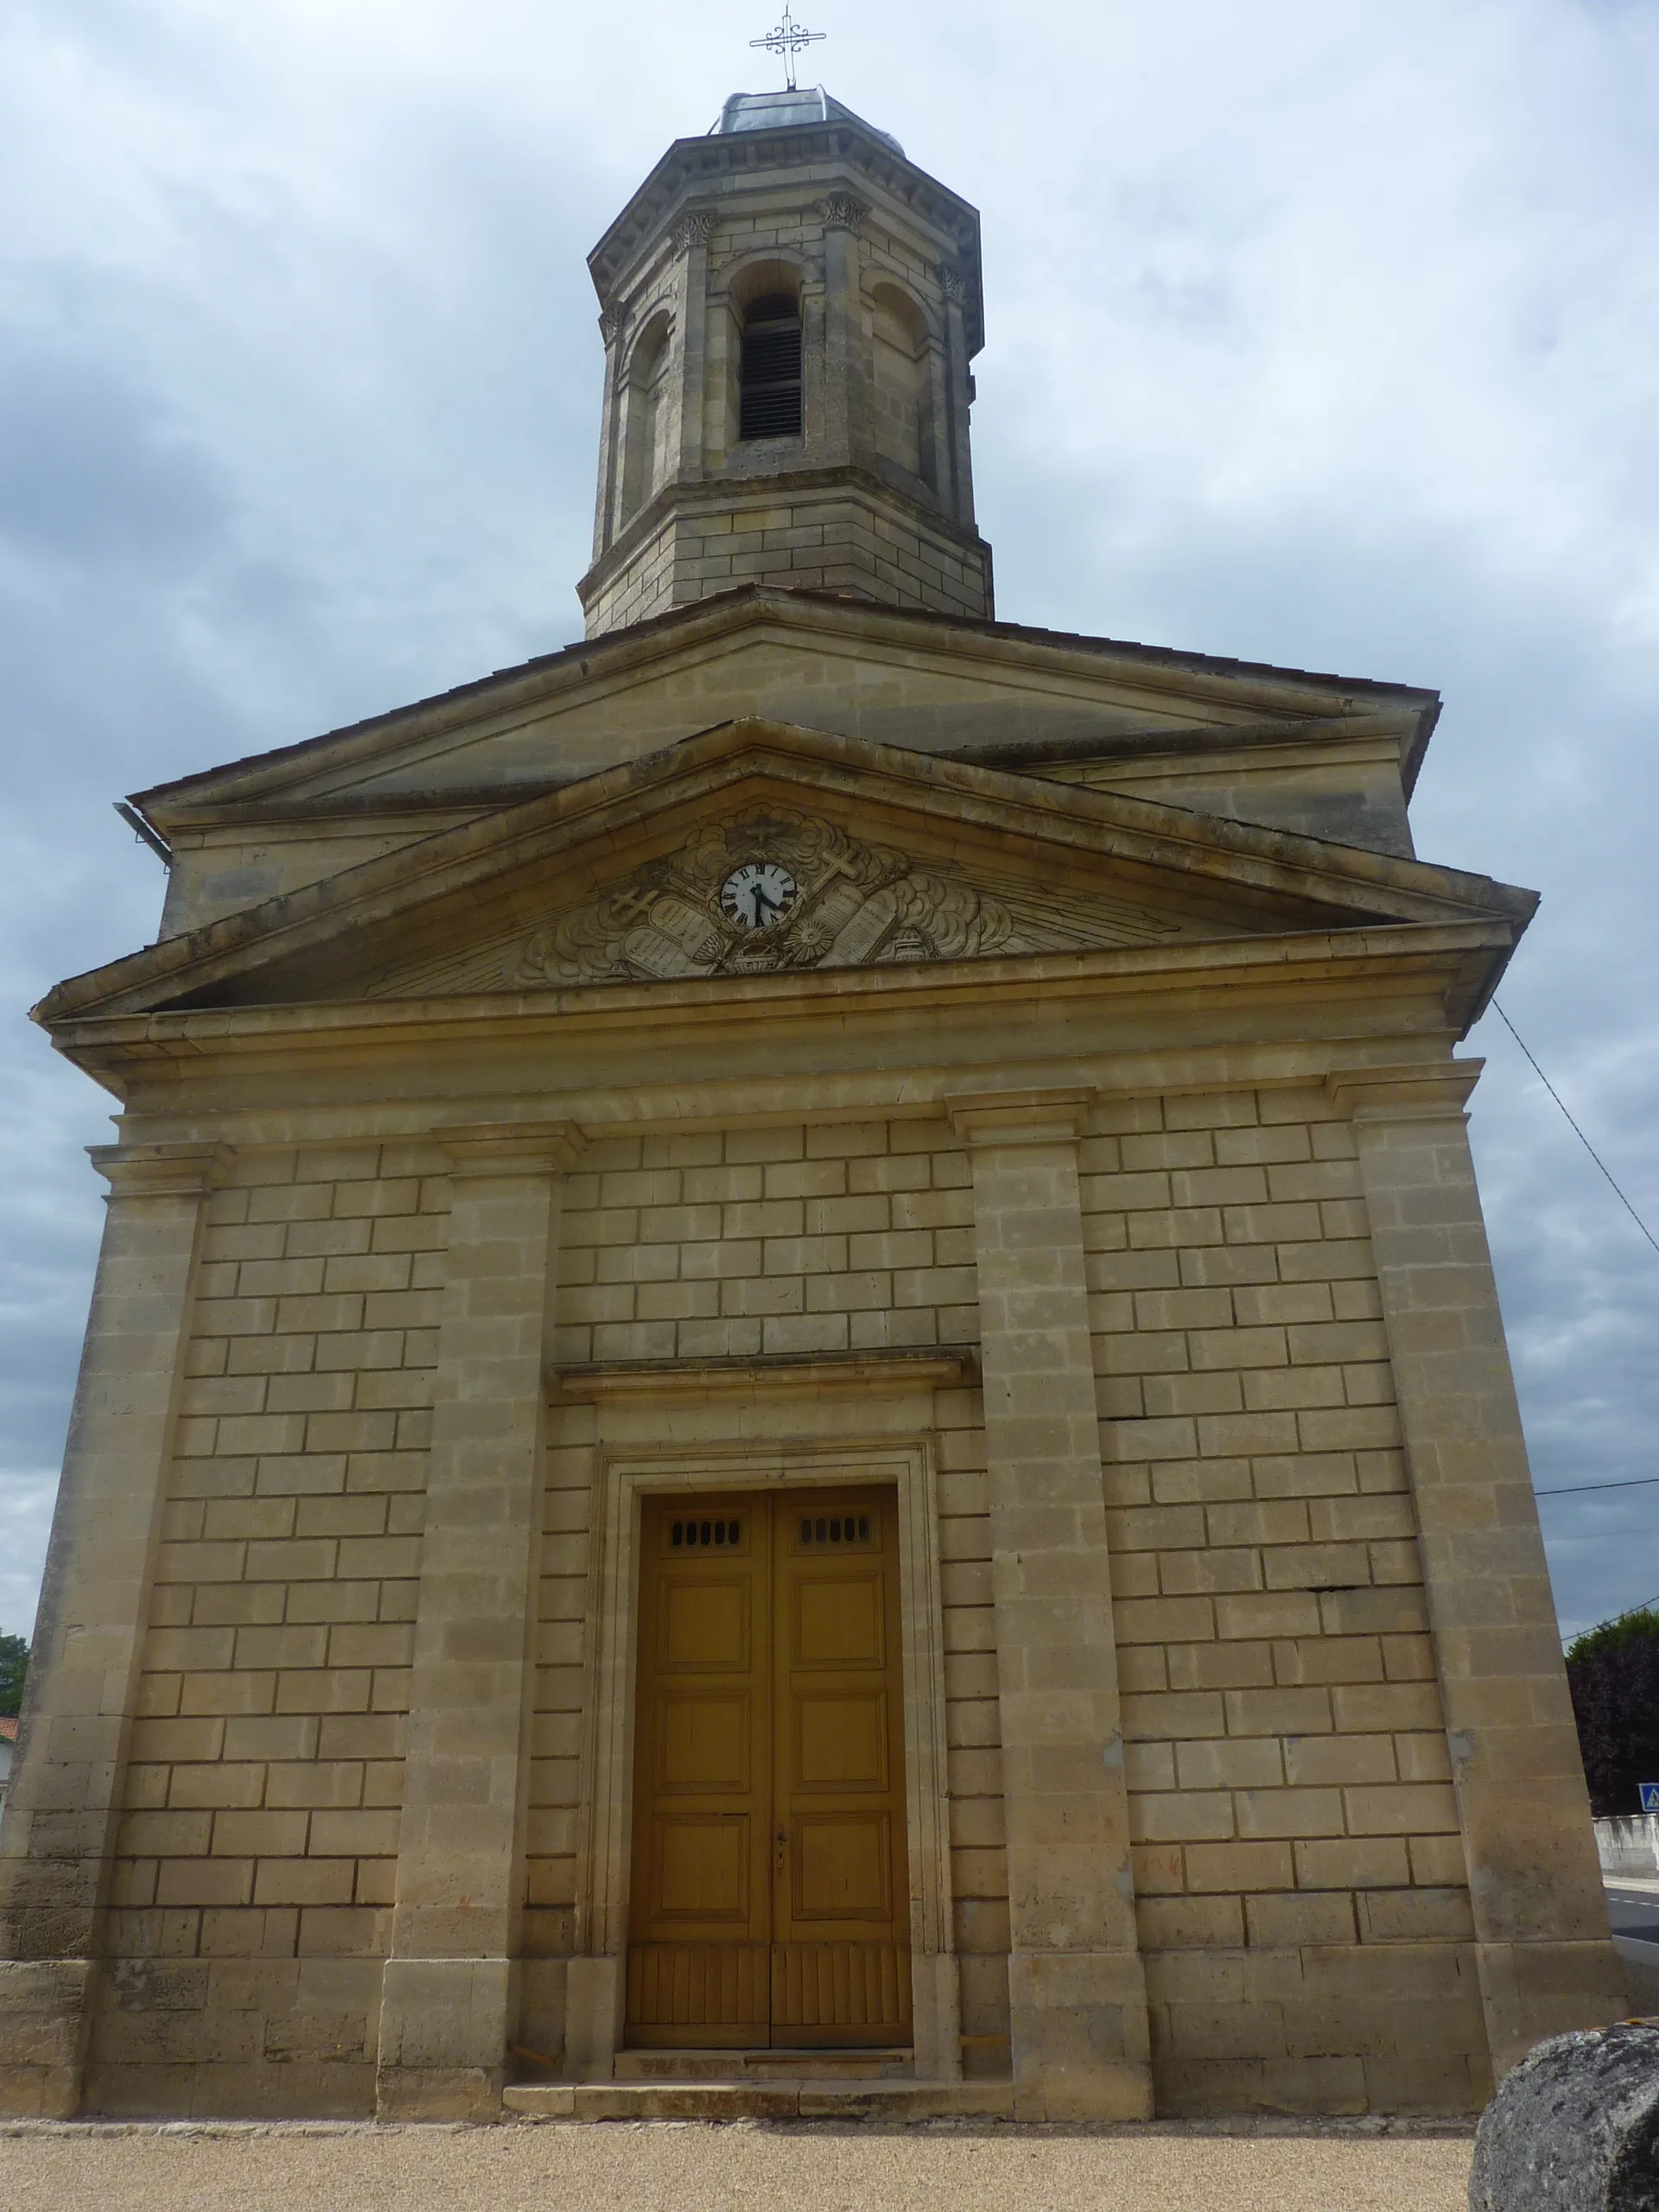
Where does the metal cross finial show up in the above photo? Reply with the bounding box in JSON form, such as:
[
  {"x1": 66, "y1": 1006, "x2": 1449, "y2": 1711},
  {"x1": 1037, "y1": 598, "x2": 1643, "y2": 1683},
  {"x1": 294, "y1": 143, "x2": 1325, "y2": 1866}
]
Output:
[{"x1": 749, "y1": 5, "x2": 825, "y2": 91}]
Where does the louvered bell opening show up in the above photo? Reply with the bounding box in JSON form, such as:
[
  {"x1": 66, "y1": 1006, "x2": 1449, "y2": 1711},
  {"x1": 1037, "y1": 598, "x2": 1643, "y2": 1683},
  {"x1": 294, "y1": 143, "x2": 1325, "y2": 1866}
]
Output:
[{"x1": 740, "y1": 297, "x2": 803, "y2": 440}]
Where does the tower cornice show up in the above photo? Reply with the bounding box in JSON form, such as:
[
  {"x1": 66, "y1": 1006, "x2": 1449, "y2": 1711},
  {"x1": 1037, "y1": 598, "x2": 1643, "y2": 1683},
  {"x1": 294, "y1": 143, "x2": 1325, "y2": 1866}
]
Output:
[
  {"x1": 588, "y1": 121, "x2": 985, "y2": 356},
  {"x1": 575, "y1": 462, "x2": 995, "y2": 620}
]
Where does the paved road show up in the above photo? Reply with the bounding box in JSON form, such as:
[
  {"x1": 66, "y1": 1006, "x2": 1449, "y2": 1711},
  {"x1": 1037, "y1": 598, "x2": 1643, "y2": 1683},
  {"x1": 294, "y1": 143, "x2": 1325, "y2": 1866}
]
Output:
[{"x1": 1606, "y1": 1885, "x2": 1659, "y2": 1952}]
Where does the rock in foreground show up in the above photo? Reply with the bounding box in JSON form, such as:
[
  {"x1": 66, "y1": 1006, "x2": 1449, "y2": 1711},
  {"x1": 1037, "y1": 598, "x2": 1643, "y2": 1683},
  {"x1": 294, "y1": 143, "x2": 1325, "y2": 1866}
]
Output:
[{"x1": 1471, "y1": 2023, "x2": 1659, "y2": 2210}]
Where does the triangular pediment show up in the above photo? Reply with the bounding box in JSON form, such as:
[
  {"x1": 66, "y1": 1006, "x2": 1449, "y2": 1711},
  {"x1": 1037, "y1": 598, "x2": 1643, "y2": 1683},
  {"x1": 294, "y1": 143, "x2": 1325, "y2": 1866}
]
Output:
[
  {"x1": 38, "y1": 717, "x2": 1530, "y2": 1029},
  {"x1": 353, "y1": 797, "x2": 1217, "y2": 1000},
  {"x1": 131, "y1": 587, "x2": 1441, "y2": 830}
]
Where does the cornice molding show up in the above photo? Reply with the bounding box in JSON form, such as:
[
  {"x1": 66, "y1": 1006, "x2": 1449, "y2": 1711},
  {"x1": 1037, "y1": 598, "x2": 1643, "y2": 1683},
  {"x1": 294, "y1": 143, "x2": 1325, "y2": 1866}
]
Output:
[
  {"x1": 550, "y1": 1346, "x2": 976, "y2": 1402},
  {"x1": 1325, "y1": 1061, "x2": 1483, "y2": 1123},
  {"x1": 90, "y1": 1140, "x2": 234, "y2": 1200},
  {"x1": 588, "y1": 124, "x2": 985, "y2": 353},
  {"x1": 435, "y1": 1120, "x2": 588, "y2": 1175},
  {"x1": 45, "y1": 921, "x2": 1518, "y2": 1085},
  {"x1": 946, "y1": 1089, "x2": 1094, "y2": 1147}
]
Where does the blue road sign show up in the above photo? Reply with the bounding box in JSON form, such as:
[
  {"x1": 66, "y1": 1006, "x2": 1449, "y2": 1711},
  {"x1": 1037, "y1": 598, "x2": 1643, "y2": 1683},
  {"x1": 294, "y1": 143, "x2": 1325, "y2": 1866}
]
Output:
[{"x1": 1641, "y1": 1783, "x2": 1659, "y2": 1814}]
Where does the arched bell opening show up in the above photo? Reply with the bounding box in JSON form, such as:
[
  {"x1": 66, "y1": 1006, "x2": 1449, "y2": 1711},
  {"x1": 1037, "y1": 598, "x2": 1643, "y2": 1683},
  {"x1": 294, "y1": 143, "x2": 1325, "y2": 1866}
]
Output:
[
  {"x1": 725, "y1": 260, "x2": 806, "y2": 448},
  {"x1": 619, "y1": 311, "x2": 675, "y2": 525},
  {"x1": 868, "y1": 281, "x2": 936, "y2": 493}
]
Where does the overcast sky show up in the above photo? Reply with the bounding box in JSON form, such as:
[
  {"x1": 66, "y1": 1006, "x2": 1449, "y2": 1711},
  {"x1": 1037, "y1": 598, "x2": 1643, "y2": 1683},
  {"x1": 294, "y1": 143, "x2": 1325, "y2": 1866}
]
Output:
[{"x1": 3, "y1": 0, "x2": 1656, "y2": 1643}]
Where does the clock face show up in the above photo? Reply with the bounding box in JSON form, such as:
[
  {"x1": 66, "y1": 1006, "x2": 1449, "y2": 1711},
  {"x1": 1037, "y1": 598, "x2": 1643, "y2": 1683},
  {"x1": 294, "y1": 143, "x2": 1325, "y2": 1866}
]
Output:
[{"x1": 720, "y1": 861, "x2": 798, "y2": 932}]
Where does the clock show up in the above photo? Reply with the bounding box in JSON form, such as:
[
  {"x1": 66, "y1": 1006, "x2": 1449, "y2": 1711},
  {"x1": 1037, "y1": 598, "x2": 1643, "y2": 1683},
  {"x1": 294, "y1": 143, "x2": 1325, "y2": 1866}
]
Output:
[{"x1": 720, "y1": 861, "x2": 798, "y2": 931}]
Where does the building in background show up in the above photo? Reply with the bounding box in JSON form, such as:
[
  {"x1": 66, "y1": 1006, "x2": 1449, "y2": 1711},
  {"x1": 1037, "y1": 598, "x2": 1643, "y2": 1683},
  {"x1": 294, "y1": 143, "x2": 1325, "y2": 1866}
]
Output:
[{"x1": 0, "y1": 86, "x2": 1626, "y2": 2123}]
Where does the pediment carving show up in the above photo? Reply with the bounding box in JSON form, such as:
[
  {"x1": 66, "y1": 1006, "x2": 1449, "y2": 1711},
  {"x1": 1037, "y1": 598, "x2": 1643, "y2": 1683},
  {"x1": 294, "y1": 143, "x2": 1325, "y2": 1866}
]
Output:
[{"x1": 367, "y1": 805, "x2": 1185, "y2": 997}]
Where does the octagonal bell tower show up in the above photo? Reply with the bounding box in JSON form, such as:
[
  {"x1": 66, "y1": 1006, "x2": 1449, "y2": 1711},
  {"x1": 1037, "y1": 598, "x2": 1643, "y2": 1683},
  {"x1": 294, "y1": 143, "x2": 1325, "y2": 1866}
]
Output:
[{"x1": 579, "y1": 87, "x2": 993, "y2": 636}]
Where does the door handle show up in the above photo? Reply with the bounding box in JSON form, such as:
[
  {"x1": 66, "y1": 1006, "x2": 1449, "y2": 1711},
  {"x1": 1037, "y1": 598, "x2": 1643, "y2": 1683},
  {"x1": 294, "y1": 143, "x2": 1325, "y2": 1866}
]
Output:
[{"x1": 775, "y1": 1826, "x2": 787, "y2": 1875}]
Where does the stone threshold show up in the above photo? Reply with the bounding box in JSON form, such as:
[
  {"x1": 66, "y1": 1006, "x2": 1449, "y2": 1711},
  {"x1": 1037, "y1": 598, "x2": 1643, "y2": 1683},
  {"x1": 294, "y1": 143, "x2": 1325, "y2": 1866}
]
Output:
[
  {"x1": 503, "y1": 2080, "x2": 1014, "y2": 2121},
  {"x1": 613, "y1": 2045, "x2": 913, "y2": 2082}
]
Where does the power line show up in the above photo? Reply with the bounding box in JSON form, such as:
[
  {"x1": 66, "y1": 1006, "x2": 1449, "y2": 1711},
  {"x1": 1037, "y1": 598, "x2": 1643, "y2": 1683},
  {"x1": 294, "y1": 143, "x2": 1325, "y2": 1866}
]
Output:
[
  {"x1": 1491, "y1": 1000, "x2": 1659, "y2": 1259},
  {"x1": 1535, "y1": 1474, "x2": 1659, "y2": 1498},
  {"x1": 1603, "y1": 1592, "x2": 1659, "y2": 1624},
  {"x1": 1564, "y1": 1592, "x2": 1659, "y2": 1650}
]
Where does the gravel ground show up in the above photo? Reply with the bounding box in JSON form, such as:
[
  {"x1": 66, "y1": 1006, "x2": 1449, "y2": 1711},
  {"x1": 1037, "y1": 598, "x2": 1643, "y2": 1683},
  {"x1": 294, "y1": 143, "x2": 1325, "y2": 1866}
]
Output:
[{"x1": 0, "y1": 2120, "x2": 1476, "y2": 2212}]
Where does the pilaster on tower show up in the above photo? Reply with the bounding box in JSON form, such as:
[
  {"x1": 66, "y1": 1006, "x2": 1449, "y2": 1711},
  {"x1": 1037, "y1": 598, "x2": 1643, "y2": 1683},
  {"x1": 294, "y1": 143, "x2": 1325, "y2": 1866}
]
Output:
[{"x1": 579, "y1": 87, "x2": 993, "y2": 638}]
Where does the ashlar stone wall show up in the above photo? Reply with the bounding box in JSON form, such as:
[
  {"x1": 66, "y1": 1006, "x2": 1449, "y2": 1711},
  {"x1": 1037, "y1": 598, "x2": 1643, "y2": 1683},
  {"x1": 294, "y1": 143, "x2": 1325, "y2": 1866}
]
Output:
[
  {"x1": 1081, "y1": 1085, "x2": 1484, "y2": 2113},
  {"x1": 549, "y1": 1119, "x2": 979, "y2": 1363},
  {"x1": 86, "y1": 1142, "x2": 448, "y2": 2115},
  {"x1": 58, "y1": 1089, "x2": 1556, "y2": 2114}
]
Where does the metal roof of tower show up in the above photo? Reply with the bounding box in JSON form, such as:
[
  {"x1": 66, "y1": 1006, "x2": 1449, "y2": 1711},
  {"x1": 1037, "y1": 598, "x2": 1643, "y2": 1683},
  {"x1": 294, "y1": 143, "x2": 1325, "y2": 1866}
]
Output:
[{"x1": 711, "y1": 86, "x2": 905, "y2": 157}]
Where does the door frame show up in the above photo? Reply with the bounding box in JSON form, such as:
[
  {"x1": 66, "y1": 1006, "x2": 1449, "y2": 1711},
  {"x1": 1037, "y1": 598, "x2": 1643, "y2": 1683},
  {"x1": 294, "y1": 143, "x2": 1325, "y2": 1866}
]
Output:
[{"x1": 564, "y1": 1382, "x2": 961, "y2": 2080}]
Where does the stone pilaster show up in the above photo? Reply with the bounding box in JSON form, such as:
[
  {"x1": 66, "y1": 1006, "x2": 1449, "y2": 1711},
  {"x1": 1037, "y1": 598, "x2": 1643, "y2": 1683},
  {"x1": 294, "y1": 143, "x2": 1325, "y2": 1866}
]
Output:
[
  {"x1": 374, "y1": 1122, "x2": 584, "y2": 2121},
  {"x1": 818, "y1": 194, "x2": 872, "y2": 479},
  {"x1": 671, "y1": 213, "x2": 711, "y2": 490},
  {"x1": 1331, "y1": 1063, "x2": 1626, "y2": 2074},
  {"x1": 934, "y1": 260, "x2": 977, "y2": 533},
  {"x1": 948, "y1": 1091, "x2": 1152, "y2": 2121},
  {"x1": 0, "y1": 1139, "x2": 230, "y2": 2117},
  {"x1": 590, "y1": 302, "x2": 626, "y2": 563}
]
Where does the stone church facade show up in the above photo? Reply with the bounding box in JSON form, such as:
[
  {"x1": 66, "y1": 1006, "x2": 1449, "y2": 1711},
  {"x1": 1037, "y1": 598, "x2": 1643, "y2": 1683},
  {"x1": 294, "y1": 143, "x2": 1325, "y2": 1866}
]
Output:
[{"x1": 0, "y1": 88, "x2": 1626, "y2": 2123}]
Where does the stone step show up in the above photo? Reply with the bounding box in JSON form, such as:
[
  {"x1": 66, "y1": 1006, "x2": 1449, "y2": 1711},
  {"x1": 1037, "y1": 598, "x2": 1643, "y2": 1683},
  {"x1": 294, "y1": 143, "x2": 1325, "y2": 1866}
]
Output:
[
  {"x1": 613, "y1": 2046, "x2": 912, "y2": 2082},
  {"x1": 504, "y1": 2079, "x2": 1014, "y2": 2122}
]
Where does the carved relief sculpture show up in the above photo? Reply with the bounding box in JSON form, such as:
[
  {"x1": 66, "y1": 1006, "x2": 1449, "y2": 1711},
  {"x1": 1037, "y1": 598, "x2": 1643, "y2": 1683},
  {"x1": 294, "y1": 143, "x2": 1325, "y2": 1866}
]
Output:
[
  {"x1": 515, "y1": 808, "x2": 1014, "y2": 985},
  {"x1": 817, "y1": 193, "x2": 871, "y2": 232},
  {"x1": 669, "y1": 209, "x2": 717, "y2": 254}
]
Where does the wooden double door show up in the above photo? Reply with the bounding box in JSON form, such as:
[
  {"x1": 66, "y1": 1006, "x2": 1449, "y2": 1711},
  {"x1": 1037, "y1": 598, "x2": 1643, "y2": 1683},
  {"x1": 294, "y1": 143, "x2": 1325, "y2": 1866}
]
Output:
[{"x1": 626, "y1": 1486, "x2": 912, "y2": 2048}]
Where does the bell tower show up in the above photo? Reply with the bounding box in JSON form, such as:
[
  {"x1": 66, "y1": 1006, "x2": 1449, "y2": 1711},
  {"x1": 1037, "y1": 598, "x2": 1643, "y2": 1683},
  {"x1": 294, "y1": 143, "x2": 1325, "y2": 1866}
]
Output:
[{"x1": 579, "y1": 88, "x2": 994, "y2": 637}]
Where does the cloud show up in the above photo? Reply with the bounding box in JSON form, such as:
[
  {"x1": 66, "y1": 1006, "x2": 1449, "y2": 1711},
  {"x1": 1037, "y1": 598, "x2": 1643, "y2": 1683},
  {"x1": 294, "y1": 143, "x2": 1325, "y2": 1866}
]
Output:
[
  {"x1": 0, "y1": 1472, "x2": 58, "y2": 1643},
  {"x1": 1, "y1": 0, "x2": 1656, "y2": 1646}
]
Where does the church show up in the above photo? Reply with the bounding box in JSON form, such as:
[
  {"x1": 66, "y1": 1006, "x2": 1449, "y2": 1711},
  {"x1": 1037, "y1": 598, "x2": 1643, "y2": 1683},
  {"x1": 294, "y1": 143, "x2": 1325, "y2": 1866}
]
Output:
[{"x1": 0, "y1": 82, "x2": 1627, "y2": 2123}]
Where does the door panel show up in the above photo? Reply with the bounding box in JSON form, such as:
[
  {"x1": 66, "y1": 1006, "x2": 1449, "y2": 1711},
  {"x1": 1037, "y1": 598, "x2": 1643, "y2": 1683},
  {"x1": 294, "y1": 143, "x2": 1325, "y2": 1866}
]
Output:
[
  {"x1": 794, "y1": 1811, "x2": 893, "y2": 1916},
  {"x1": 794, "y1": 1574, "x2": 885, "y2": 1668},
  {"x1": 627, "y1": 1497, "x2": 770, "y2": 2046},
  {"x1": 794, "y1": 1692, "x2": 889, "y2": 1789},
  {"x1": 626, "y1": 1485, "x2": 910, "y2": 2050},
  {"x1": 656, "y1": 1693, "x2": 750, "y2": 1792},
  {"x1": 659, "y1": 1580, "x2": 750, "y2": 1669},
  {"x1": 772, "y1": 1489, "x2": 910, "y2": 2047},
  {"x1": 654, "y1": 1815, "x2": 752, "y2": 1917}
]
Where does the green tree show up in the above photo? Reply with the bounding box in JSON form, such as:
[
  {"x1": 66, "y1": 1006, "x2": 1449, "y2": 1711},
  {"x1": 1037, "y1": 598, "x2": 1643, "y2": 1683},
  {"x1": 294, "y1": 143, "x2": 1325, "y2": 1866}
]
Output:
[
  {"x1": 1565, "y1": 1605, "x2": 1659, "y2": 1818},
  {"x1": 0, "y1": 1633, "x2": 28, "y2": 1719}
]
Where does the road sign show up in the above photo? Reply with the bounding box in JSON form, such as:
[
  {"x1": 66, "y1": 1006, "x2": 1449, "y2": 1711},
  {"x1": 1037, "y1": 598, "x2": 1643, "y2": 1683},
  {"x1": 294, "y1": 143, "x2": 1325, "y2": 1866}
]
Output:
[{"x1": 1640, "y1": 1783, "x2": 1659, "y2": 1814}]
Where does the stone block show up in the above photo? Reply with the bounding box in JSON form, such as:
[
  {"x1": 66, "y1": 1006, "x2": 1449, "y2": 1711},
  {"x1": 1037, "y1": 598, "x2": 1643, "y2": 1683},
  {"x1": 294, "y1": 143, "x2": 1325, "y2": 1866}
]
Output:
[
  {"x1": 1136, "y1": 1894, "x2": 1246, "y2": 1950},
  {"x1": 0, "y1": 1959, "x2": 94, "y2": 2116},
  {"x1": 1007, "y1": 1950, "x2": 1154, "y2": 2120},
  {"x1": 376, "y1": 1955, "x2": 515, "y2": 2118},
  {"x1": 1246, "y1": 1891, "x2": 1357, "y2": 1947}
]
